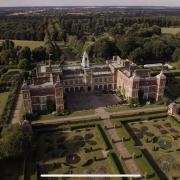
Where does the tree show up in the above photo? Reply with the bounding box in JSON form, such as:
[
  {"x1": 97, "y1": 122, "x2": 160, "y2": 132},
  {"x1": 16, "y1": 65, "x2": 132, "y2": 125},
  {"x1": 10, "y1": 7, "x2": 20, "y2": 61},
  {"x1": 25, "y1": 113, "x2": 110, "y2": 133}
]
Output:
[
  {"x1": 151, "y1": 25, "x2": 161, "y2": 35},
  {"x1": 93, "y1": 37, "x2": 118, "y2": 58},
  {"x1": 116, "y1": 37, "x2": 138, "y2": 58},
  {"x1": 152, "y1": 40, "x2": 174, "y2": 61},
  {"x1": 18, "y1": 58, "x2": 30, "y2": 70},
  {"x1": 0, "y1": 124, "x2": 32, "y2": 159},
  {"x1": 2, "y1": 40, "x2": 14, "y2": 50},
  {"x1": 172, "y1": 48, "x2": 180, "y2": 61},
  {"x1": 32, "y1": 46, "x2": 47, "y2": 61},
  {"x1": 129, "y1": 47, "x2": 144, "y2": 64},
  {"x1": 19, "y1": 46, "x2": 31, "y2": 60},
  {"x1": 109, "y1": 23, "x2": 124, "y2": 35},
  {"x1": 0, "y1": 50, "x2": 11, "y2": 65}
]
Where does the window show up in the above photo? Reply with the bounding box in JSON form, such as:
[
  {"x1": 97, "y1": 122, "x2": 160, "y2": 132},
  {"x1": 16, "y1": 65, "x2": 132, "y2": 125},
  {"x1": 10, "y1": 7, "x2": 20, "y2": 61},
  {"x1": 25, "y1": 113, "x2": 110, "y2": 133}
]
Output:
[
  {"x1": 40, "y1": 96, "x2": 47, "y2": 104},
  {"x1": 23, "y1": 93, "x2": 28, "y2": 99}
]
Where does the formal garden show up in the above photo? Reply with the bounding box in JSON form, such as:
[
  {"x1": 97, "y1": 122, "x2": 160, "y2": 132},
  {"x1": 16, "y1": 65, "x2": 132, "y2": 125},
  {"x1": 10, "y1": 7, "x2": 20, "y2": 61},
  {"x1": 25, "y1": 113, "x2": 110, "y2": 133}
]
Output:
[
  {"x1": 2, "y1": 105, "x2": 179, "y2": 180},
  {"x1": 107, "y1": 109, "x2": 180, "y2": 179},
  {"x1": 25, "y1": 123, "x2": 124, "y2": 179},
  {"x1": 128, "y1": 117, "x2": 180, "y2": 179}
]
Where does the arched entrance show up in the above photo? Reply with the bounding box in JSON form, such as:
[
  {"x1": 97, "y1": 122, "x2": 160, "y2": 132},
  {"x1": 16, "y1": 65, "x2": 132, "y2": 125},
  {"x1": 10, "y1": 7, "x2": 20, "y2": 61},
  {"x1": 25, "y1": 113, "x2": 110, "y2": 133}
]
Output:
[
  {"x1": 104, "y1": 84, "x2": 107, "y2": 90},
  {"x1": 108, "y1": 84, "x2": 112, "y2": 90},
  {"x1": 138, "y1": 90, "x2": 144, "y2": 104},
  {"x1": 88, "y1": 86, "x2": 91, "y2": 92},
  {"x1": 65, "y1": 88, "x2": 69, "y2": 93},
  {"x1": 75, "y1": 87, "x2": 79, "y2": 92},
  {"x1": 80, "y1": 87, "x2": 84, "y2": 92},
  {"x1": 94, "y1": 85, "x2": 98, "y2": 91},
  {"x1": 70, "y1": 87, "x2": 74, "y2": 93},
  {"x1": 99, "y1": 85, "x2": 103, "y2": 90}
]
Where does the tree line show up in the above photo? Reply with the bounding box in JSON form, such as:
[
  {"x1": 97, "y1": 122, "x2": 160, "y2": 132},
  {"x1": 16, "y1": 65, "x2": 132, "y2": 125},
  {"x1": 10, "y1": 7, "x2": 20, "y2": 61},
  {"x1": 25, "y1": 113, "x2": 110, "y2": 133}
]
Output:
[
  {"x1": 0, "y1": 14, "x2": 180, "y2": 40},
  {"x1": 67, "y1": 24, "x2": 180, "y2": 64},
  {"x1": 0, "y1": 39, "x2": 62, "y2": 68}
]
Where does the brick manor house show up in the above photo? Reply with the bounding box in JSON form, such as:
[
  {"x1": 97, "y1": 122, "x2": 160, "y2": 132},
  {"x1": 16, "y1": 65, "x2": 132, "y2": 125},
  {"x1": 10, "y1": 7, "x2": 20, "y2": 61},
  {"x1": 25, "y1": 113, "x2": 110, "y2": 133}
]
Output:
[{"x1": 22, "y1": 52, "x2": 166, "y2": 114}]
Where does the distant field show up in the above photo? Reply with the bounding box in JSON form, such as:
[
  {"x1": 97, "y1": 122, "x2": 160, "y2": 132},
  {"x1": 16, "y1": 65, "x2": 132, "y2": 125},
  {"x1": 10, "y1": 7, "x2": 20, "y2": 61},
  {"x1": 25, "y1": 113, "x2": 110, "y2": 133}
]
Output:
[
  {"x1": 162, "y1": 27, "x2": 180, "y2": 34},
  {"x1": 0, "y1": 40, "x2": 44, "y2": 49}
]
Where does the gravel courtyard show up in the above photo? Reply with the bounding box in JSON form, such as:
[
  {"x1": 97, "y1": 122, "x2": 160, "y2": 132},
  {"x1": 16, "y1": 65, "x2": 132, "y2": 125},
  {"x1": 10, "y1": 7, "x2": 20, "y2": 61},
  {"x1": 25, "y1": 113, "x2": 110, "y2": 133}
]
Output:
[{"x1": 65, "y1": 92, "x2": 120, "y2": 111}]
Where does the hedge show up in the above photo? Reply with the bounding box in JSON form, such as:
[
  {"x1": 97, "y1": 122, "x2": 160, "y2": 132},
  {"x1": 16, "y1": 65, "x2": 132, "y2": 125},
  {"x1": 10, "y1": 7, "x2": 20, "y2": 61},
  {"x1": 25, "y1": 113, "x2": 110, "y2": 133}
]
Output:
[
  {"x1": 109, "y1": 152, "x2": 126, "y2": 176},
  {"x1": 97, "y1": 124, "x2": 112, "y2": 150},
  {"x1": 110, "y1": 109, "x2": 167, "y2": 119},
  {"x1": 141, "y1": 149, "x2": 168, "y2": 180},
  {"x1": 35, "y1": 123, "x2": 96, "y2": 134},
  {"x1": 111, "y1": 112, "x2": 168, "y2": 122},
  {"x1": 0, "y1": 71, "x2": 25, "y2": 125}
]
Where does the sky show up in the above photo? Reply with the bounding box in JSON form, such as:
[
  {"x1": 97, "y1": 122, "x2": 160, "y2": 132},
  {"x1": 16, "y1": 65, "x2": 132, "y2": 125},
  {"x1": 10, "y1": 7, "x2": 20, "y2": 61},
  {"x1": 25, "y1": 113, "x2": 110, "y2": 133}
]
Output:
[{"x1": 0, "y1": 0, "x2": 180, "y2": 7}]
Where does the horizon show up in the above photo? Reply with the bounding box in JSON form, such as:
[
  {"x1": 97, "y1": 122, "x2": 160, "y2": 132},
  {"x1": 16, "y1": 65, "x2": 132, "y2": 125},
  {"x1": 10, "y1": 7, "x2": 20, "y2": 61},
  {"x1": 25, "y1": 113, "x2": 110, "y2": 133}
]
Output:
[
  {"x1": 0, "y1": 0, "x2": 180, "y2": 8},
  {"x1": 0, "y1": 5, "x2": 180, "y2": 8}
]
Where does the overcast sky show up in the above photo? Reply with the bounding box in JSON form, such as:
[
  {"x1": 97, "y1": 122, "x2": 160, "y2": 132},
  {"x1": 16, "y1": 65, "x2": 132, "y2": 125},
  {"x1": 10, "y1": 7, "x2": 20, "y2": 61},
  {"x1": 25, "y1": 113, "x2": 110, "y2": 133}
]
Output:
[{"x1": 0, "y1": 0, "x2": 180, "y2": 7}]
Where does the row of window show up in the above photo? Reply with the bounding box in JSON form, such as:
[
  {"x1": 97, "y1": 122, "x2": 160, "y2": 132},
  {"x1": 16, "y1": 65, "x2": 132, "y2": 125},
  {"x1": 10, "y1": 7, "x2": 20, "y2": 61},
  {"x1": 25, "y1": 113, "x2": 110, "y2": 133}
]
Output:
[
  {"x1": 63, "y1": 79, "x2": 83, "y2": 85},
  {"x1": 94, "y1": 77, "x2": 113, "y2": 83},
  {"x1": 63, "y1": 77, "x2": 113, "y2": 85}
]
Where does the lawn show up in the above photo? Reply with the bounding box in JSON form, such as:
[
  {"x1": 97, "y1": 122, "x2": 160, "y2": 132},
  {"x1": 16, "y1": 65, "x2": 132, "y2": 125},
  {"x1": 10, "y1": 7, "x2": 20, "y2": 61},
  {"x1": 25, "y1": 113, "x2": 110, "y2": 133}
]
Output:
[
  {"x1": 129, "y1": 117, "x2": 180, "y2": 178},
  {"x1": 36, "y1": 109, "x2": 96, "y2": 121},
  {"x1": 19, "y1": 98, "x2": 25, "y2": 122},
  {"x1": 29, "y1": 124, "x2": 121, "y2": 179},
  {"x1": 106, "y1": 104, "x2": 164, "y2": 113},
  {"x1": 0, "y1": 40, "x2": 44, "y2": 50},
  {"x1": 162, "y1": 27, "x2": 180, "y2": 34},
  {"x1": 0, "y1": 91, "x2": 10, "y2": 117}
]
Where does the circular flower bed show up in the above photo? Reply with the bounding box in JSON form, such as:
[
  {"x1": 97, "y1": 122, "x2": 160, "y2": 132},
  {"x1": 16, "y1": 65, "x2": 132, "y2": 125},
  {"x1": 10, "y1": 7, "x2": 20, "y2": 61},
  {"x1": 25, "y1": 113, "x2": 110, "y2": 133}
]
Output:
[
  {"x1": 158, "y1": 137, "x2": 172, "y2": 150},
  {"x1": 66, "y1": 154, "x2": 81, "y2": 164}
]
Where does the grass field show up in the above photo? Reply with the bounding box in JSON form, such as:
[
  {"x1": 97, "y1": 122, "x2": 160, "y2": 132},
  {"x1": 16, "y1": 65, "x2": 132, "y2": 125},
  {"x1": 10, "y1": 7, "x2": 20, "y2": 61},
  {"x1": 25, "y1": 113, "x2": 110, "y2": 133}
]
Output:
[
  {"x1": 36, "y1": 109, "x2": 96, "y2": 121},
  {"x1": 0, "y1": 40, "x2": 44, "y2": 50},
  {"x1": 162, "y1": 27, "x2": 180, "y2": 34},
  {"x1": 106, "y1": 104, "x2": 163, "y2": 113}
]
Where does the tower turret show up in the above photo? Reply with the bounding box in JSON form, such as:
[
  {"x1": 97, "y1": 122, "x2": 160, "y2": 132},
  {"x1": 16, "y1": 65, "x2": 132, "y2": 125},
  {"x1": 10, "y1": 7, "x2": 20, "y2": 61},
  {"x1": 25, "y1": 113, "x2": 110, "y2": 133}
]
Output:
[
  {"x1": 81, "y1": 51, "x2": 89, "y2": 68},
  {"x1": 21, "y1": 81, "x2": 32, "y2": 114},
  {"x1": 129, "y1": 72, "x2": 140, "y2": 100},
  {"x1": 156, "y1": 69, "x2": 166, "y2": 101},
  {"x1": 50, "y1": 73, "x2": 53, "y2": 84},
  {"x1": 54, "y1": 75, "x2": 64, "y2": 112}
]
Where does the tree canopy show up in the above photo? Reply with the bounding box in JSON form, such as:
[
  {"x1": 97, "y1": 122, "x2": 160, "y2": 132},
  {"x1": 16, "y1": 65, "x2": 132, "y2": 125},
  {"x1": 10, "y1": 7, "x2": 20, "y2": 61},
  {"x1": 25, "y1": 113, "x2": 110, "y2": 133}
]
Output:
[{"x1": 0, "y1": 124, "x2": 32, "y2": 159}]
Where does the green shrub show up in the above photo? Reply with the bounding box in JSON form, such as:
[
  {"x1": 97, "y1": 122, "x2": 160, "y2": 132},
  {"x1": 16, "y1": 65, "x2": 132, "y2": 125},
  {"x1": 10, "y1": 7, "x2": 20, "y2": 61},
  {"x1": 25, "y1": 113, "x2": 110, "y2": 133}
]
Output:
[{"x1": 97, "y1": 124, "x2": 112, "y2": 150}]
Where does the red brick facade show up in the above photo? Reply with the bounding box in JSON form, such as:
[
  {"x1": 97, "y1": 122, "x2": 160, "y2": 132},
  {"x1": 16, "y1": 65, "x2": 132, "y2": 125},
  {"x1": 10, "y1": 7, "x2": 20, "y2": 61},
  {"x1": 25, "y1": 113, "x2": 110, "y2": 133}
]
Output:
[{"x1": 22, "y1": 53, "x2": 166, "y2": 114}]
